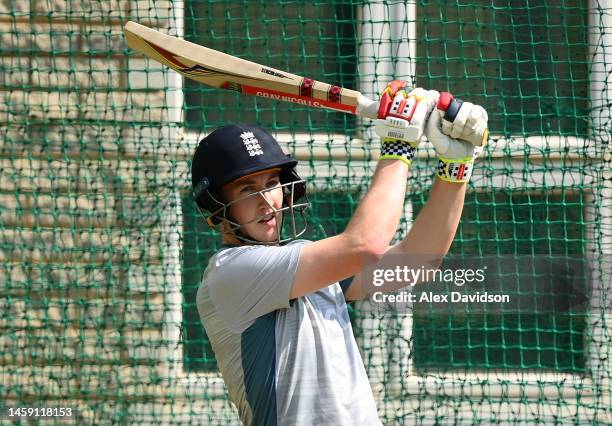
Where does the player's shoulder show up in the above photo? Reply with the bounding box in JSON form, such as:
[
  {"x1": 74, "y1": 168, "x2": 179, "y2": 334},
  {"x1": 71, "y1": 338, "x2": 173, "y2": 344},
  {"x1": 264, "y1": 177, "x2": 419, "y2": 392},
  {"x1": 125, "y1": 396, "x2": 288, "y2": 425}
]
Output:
[
  {"x1": 197, "y1": 246, "x2": 252, "y2": 299},
  {"x1": 207, "y1": 239, "x2": 311, "y2": 271}
]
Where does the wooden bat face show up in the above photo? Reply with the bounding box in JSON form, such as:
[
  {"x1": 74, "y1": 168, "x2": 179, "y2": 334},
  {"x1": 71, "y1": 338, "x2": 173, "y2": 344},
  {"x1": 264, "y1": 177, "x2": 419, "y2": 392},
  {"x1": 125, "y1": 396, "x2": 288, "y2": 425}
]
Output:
[
  {"x1": 123, "y1": 21, "x2": 370, "y2": 115},
  {"x1": 124, "y1": 21, "x2": 487, "y2": 144}
]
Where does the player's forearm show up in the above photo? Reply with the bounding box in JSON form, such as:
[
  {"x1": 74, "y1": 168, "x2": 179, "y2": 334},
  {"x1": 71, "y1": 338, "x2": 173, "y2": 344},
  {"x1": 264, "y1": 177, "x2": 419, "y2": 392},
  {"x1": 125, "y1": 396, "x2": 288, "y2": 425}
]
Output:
[
  {"x1": 293, "y1": 159, "x2": 409, "y2": 299},
  {"x1": 398, "y1": 178, "x2": 466, "y2": 257},
  {"x1": 343, "y1": 159, "x2": 409, "y2": 256},
  {"x1": 344, "y1": 178, "x2": 464, "y2": 299}
]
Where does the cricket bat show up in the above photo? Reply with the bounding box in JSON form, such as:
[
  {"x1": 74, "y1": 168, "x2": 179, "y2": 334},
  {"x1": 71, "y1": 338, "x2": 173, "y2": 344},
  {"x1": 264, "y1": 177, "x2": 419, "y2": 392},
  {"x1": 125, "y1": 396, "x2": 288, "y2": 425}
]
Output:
[{"x1": 123, "y1": 21, "x2": 487, "y2": 146}]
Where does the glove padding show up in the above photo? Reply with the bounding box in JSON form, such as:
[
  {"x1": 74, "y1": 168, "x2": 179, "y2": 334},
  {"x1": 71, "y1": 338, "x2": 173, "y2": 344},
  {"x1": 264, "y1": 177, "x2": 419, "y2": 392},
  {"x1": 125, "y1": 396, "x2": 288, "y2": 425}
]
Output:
[
  {"x1": 441, "y1": 100, "x2": 489, "y2": 147},
  {"x1": 375, "y1": 85, "x2": 439, "y2": 145},
  {"x1": 426, "y1": 110, "x2": 481, "y2": 159},
  {"x1": 425, "y1": 109, "x2": 483, "y2": 183}
]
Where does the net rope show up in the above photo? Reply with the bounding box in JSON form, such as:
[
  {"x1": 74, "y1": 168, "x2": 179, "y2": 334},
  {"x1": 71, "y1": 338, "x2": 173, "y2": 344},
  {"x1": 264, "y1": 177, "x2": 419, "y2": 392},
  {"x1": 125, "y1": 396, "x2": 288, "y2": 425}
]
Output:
[{"x1": 1, "y1": 1, "x2": 610, "y2": 424}]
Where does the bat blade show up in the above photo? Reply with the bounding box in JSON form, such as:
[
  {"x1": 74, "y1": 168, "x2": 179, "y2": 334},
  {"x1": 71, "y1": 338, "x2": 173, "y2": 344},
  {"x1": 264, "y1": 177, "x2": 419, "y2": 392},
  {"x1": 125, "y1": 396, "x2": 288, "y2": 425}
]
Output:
[
  {"x1": 123, "y1": 21, "x2": 377, "y2": 117},
  {"x1": 123, "y1": 21, "x2": 488, "y2": 145}
]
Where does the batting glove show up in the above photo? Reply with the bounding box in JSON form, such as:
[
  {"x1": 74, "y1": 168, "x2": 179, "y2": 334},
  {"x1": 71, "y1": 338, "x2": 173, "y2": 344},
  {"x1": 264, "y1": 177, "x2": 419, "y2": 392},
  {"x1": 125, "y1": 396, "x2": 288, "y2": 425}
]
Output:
[
  {"x1": 375, "y1": 80, "x2": 439, "y2": 167},
  {"x1": 425, "y1": 94, "x2": 488, "y2": 183},
  {"x1": 436, "y1": 92, "x2": 489, "y2": 147}
]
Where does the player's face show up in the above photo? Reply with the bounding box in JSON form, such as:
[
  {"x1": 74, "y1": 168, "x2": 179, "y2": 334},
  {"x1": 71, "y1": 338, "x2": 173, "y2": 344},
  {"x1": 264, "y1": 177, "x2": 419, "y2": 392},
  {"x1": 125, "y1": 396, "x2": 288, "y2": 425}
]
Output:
[{"x1": 222, "y1": 170, "x2": 284, "y2": 243}]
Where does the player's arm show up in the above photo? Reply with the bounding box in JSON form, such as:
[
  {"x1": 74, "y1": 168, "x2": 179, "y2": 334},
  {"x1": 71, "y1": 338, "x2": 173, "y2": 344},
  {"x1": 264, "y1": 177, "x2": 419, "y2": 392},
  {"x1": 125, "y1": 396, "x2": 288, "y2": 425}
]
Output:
[
  {"x1": 344, "y1": 97, "x2": 488, "y2": 300},
  {"x1": 290, "y1": 83, "x2": 438, "y2": 299},
  {"x1": 343, "y1": 179, "x2": 466, "y2": 300}
]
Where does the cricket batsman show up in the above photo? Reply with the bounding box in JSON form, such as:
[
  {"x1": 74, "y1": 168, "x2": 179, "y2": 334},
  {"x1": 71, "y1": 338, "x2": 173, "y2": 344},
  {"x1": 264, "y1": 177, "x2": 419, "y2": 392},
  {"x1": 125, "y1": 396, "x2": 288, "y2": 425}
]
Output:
[{"x1": 191, "y1": 80, "x2": 488, "y2": 425}]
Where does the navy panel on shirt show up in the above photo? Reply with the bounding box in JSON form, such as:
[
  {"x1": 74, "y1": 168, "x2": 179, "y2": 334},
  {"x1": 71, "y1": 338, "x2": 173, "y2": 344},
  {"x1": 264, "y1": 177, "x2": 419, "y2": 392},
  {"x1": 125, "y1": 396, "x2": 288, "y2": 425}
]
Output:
[{"x1": 241, "y1": 311, "x2": 278, "y2": 426}]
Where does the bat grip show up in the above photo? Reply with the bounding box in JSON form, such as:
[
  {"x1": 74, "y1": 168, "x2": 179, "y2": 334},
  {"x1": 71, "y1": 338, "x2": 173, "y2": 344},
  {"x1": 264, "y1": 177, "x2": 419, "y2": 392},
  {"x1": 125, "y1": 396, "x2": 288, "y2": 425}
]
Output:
[{"x1": 356, "y1": 95, "x2": 379, "y2": 119}]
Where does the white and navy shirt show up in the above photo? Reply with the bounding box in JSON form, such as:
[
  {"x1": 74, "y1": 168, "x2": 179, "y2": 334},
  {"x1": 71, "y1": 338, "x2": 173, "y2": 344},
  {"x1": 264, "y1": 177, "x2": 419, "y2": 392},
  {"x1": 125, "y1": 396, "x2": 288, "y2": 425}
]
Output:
[{"x1": 196, "y1": 240, "x2": 381, "y2": 425}]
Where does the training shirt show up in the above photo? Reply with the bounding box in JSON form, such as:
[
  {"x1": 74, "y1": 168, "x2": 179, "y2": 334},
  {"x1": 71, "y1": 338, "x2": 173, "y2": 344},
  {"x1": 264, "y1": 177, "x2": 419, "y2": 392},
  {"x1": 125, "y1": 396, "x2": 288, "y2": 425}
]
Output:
[{"x1": 196, "y1": 240, "x2": 381, "y2": 425}]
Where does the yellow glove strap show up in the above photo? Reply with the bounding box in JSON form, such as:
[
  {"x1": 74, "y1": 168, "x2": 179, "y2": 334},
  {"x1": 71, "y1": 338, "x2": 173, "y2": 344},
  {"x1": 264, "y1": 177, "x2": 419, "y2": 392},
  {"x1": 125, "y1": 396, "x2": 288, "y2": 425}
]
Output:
[
  {"x1": 436, "y1": 158, "x2": 475, "y2": 183},
  {"x1": 380, "y1": 139, "x2": 416, "y2": 167}
]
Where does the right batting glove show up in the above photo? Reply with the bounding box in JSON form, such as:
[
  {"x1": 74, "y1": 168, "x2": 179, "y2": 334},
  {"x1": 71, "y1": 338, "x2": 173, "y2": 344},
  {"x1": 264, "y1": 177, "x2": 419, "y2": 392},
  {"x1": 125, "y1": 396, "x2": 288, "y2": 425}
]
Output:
[
  {"x1": 437, "y1": 92, "x2": 489, "y2": 147},
  {"x1": 425, "y1": 93, "x2": 488, "y2": 183},
  {"x1": 375, "y1": 80, "x2": 439, "y2": 167}
]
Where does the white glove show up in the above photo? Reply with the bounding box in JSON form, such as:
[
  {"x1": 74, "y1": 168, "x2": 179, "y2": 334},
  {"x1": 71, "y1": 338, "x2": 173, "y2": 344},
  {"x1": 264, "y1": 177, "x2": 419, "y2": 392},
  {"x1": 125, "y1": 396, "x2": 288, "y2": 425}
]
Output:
[
  {"x1": 425, "y1": 108, "x2": 484, "y2": 183},
  {"x1": 374, "y1": 80, "x2": 439, "y2": 167},
  {"x1": 437, "y1": 92, "x2": 489, "y2": 147},
  {"x1": 375, "y1": 86, "x2": 439, "y2": 145}
]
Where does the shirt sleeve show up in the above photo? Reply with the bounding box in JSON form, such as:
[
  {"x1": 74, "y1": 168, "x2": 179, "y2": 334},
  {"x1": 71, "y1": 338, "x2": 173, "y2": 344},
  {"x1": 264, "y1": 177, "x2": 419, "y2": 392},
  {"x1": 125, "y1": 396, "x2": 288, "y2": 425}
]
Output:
[{"x1": 204, "y1": 242, "x2": 305, "y2": 331}]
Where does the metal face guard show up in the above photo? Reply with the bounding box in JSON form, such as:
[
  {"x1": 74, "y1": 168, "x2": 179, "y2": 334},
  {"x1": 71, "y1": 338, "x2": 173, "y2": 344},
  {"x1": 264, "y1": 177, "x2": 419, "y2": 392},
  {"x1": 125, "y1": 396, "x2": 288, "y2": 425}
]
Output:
[{"x1": 197, "y1": 180, "x2": 309, "y2": 245}]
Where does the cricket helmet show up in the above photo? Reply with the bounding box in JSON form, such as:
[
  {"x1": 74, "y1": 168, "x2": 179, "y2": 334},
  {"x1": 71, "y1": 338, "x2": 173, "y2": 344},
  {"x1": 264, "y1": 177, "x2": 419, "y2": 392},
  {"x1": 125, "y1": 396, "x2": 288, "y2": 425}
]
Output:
[{"x1": 191, "y1": 124, "x2": 308, "y2": 243}]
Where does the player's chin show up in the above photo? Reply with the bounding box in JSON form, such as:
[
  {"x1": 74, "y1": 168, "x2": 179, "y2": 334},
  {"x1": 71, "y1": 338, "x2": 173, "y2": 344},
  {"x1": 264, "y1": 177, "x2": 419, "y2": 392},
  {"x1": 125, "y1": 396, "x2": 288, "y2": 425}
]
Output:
[{"x1": 259, "y1": 225, "x2": 279, "y2": 242}]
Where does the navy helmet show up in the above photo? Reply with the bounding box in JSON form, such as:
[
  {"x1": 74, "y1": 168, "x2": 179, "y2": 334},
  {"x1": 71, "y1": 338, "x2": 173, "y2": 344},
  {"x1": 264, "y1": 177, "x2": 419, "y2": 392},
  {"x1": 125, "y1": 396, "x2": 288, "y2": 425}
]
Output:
[{"x1": 191, "y1": 124, "x2": 308, "y2": 242}]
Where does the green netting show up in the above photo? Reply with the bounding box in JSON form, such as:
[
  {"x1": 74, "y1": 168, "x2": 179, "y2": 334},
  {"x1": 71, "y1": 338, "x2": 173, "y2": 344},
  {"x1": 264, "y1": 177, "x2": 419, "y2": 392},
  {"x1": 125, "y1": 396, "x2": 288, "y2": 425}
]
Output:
[{"x1": 1, "y1": 0, "x2": 611, "y2": 424}]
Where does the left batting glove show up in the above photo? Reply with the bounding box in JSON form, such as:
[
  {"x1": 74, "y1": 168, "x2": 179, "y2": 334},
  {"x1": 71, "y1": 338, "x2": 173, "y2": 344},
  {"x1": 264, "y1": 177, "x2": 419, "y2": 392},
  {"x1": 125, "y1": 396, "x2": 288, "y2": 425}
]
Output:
[
  {"x1": 375, "y1": 80, "x2": 439, "y2": 167},
  {"x1": 425, "y1": 94, "x2": 488, "y2": 183}
]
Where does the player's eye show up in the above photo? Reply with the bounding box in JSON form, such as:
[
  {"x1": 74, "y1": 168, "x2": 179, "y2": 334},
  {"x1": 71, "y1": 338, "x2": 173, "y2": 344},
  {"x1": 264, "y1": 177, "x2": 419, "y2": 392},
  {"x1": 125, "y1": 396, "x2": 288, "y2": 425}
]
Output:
[
  {"x1": 240, "y1": 186, "x2": 253, "y2": 194},
  {"x1": 266, "y1": 179, "x2": 280, "y2": 188}
]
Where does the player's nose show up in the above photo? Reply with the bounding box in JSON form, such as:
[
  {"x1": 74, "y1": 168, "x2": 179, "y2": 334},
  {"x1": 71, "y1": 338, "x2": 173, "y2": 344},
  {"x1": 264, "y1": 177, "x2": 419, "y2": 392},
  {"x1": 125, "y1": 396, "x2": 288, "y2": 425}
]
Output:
[{"x1": 257, "y1": 187, "x2": 276, "y2": 208}]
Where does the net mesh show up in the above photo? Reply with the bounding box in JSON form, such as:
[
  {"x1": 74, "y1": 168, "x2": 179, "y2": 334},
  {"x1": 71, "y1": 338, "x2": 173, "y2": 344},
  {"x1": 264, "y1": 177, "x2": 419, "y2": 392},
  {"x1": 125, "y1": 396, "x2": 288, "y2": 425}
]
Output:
[{"x1": 1, "y1": 0, "x2": 611, "y2": 424}]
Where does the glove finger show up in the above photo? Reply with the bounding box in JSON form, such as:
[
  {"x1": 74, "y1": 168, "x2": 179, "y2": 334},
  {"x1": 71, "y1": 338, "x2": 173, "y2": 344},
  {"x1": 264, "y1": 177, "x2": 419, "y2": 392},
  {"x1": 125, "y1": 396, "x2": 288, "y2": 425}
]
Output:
[
  {"x1": 464, "y1": 105, "x2": 487, "y2": 131},
  {"x1": 449, "y1": 101, "x2": 473, "y2": 139},
  {"x1": 464, "y1": 105, "x2": 489, "y2": 146},
  {"x1": 441, "y1": 116, "x2": 454, "y2": 136},
  {"x1": 410, "y1": 97, "x2": 431, "y2": 128},
  {"x1": 425, "y1": 110, "x2": 452, "y2": 156},
  {"x1": 406, "y1": 87, "x2": 428, "y2": 99},
  {"x1": 377, "y1": 80, "x2": 408, "y2": 119},
  {"x1": 384, "y1": 80, "x2": 408, "y2": 97},
  {"x1": 409, "y1": 89, "x2": 439, "y2": 127},
  {"x1": 470, "y1": 104, "x2": 488, "y2": 122}
]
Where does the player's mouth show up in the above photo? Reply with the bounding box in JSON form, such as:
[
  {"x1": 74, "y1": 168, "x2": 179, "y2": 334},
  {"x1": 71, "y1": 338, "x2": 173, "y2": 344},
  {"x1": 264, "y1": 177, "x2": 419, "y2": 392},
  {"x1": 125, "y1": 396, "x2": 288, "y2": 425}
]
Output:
[{"x1": 258, "y1": 213, "x2": 276, "y2": 226}]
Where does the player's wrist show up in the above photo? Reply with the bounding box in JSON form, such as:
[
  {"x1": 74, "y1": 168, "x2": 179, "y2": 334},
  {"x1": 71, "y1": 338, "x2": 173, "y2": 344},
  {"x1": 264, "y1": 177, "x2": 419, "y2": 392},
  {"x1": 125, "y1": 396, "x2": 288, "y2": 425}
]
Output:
[
  {"x1": 435, "y1": 156, "x2": 476, "y2": 183},
  {"x1": 379, "y1": 138, "x2": 416, "y2": 167}
]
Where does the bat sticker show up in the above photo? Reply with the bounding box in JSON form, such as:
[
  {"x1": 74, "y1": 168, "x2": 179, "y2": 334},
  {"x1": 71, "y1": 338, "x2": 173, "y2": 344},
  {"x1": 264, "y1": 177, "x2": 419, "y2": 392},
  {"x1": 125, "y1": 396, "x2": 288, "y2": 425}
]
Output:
[
  {"x1": 221, "y1": 81, "x2": 243, "y2": 93},
  {"x1": 261, "y1": 68, "x2": 292, "y2": 79}
]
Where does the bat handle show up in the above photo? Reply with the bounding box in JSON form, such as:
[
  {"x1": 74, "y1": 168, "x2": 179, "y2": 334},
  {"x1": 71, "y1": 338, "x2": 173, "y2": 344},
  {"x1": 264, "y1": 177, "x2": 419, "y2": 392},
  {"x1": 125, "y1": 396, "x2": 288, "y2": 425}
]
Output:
[{"x1": 356, "y1": 95, "x2": 380, "y2": 120}]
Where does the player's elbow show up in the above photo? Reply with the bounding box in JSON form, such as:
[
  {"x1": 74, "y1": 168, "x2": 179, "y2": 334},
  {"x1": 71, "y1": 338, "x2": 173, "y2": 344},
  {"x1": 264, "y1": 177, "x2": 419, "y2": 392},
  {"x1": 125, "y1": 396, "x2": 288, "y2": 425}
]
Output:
[
  {"x1": 428, "y1": 256, "x2": 445, "y2": 271},
  {"x1": 355, "y1": 237, "x2": 389, "y2": 263}
]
